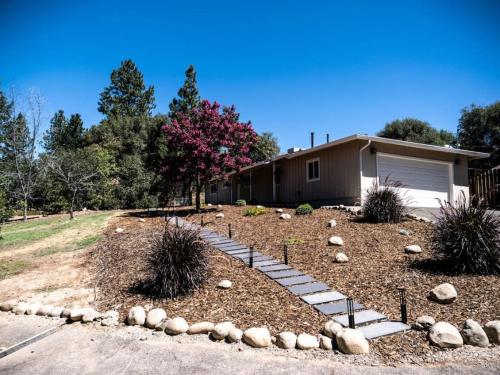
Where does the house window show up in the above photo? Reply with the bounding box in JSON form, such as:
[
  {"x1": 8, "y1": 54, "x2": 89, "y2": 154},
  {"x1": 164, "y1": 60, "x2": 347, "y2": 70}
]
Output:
[
  {"x1": 306, "y1": 158, "x2": 320, "y2": 182},
  {"x1": 223, "y1": 181, "x2": 231, "y2": 190},
  {"x1": 210, "y1": 184, "x2": 217, "y2": 195}
]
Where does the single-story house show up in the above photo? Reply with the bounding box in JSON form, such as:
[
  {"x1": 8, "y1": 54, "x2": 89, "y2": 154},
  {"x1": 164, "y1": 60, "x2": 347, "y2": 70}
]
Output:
[{"x1": 205, "y1": 134, "x2": 489, "y2": 208}]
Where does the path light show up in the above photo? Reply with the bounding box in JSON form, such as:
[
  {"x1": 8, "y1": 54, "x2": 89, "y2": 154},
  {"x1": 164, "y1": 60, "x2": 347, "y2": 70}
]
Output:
[
  {"x1": 175, "y1": 216, "x2": 179, "y2": 227},
  {"x1": 228, "y1": 223, "x2": 232, "y2": 239},
  {"x1": 249, "y1": 246, "x2": 254, "y2": 268},
  {"x1": 283, "y1": 244, "x2": 289, "y2": 265},
  {"x1": 347, "y1": 298, "x2": 355, "y2": 329},
  {"x1": 201, "y1": 215, "x2": 204, "y2": 227},
  {"x1": 398, "y1": 288, "x2": 407, "y2": 324}
]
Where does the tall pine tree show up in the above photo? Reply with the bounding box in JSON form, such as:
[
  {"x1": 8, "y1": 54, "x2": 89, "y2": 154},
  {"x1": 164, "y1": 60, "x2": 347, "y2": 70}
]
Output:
[
  {"x1": 44, "y1": 111, "x2": 85, "y2": 152},
  {"x1": 168, "y1": 65, "x2": 201, "y2": 120},
  {"x1": 98, "y1": 59, "x2": 155, "y2": 118}
]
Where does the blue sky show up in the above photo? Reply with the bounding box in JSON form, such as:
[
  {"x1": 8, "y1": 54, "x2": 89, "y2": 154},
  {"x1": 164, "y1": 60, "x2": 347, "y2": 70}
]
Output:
[{"x1": 1, "y1": 0, "x2": 499, "y2": 150}]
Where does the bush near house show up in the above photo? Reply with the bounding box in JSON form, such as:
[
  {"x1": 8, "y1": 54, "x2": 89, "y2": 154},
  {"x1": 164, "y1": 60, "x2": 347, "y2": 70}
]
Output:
[
  {"x1": 362, "y1": 178, "x2": 407, "y2": 223},
  {"x1": 295, "y1": 203, "x2": 314, "y2": 215},
  {"x1": 235, "y1": 199, "x2": 247, "y2": 206},
  {"x1": 141, "y1": 225, "x2": 209, "y2": 298},
  {"x1": 244, "y1": 206, "x2": 266, "y2": 216},
  {"x1": 431, "y1": 194, "x2": 500, "y2": 275}
]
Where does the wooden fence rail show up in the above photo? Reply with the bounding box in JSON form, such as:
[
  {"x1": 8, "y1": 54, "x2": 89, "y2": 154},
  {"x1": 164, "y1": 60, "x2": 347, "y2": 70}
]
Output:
[{"x1": 469, "y1": 169, "x2": 500, "y2": 208}]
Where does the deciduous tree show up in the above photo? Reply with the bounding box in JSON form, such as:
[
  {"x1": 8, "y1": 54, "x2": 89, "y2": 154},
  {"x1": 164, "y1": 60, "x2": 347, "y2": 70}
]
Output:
[
  {"x1": 251, "y1": 132, "x2": 280, "y2": 162},
  {"x1": 377, "y1": 118, "x2": 456, "y2": 146}
]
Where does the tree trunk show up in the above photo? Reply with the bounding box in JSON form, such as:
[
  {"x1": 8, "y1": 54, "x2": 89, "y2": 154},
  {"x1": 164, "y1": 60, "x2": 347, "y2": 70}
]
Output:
[
  {"x1": 195, "y1": 184, "x2": 201, "y2": 212},
  {"x1": 69, "y1": 191, "x2": 76, "y2": 220},
  {"x1": 23, "y1": 198, "x2": 28, "y2": 222}
]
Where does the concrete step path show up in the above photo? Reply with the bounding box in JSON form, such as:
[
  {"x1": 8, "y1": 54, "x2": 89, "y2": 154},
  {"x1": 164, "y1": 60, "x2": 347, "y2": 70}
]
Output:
[{"x1": 179, "y1": 217, "x2": 410, "y2": 340}]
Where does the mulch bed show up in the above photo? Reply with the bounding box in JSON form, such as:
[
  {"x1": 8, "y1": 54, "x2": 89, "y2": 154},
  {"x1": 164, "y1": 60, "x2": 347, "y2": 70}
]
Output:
[
  {"x1": 182, "y1": 205, "x2": 500, "y2": 363},
  {"x1": 90, "y1": 206, "x2": 499, "y2": 364}
]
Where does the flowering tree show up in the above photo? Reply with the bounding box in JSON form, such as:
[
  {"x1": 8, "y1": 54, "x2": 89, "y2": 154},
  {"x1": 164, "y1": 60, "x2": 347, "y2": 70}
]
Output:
[{"x1": 162, "y1": 100, "x2": 257, "y2": 211}]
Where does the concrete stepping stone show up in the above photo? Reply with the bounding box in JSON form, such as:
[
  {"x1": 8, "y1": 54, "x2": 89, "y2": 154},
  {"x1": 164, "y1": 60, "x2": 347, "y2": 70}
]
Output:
[
  {"x1": 234, "y1": 252, "x2": 263, "y2": 259},
  {"x1": 218, "y1": 244, "x2": 248, "y2": 251},
  {"x1": 224, "y1": 248, "x2": 251, "y2": 255},
  {"x1": 333, "y1": 310, "x2": 387, "y2": 327},
  {"x1": 275, "y1": 275, "x2": 316, "y2": 287},
  {"x1": 247, "y1": 259, "x2": 280, "y2": 267},
  {"x1": 356, "y1": 321, "x2": 410, "y2": 340},
  {"x1": 257, "y1": 264, "x2": 292, "y2": 272},
  {"x1": 265, "y1": 269, "x2": 303, "y2": 279},
  {"x1": 313, "y1": 300, "x2": 364, "y2": 315},
  {"x1": 300, "y1": 291, "x2": 346, "y2": 305},
  {"x1": 288, "y1": 282, "x2": 330, "y2": 296}
]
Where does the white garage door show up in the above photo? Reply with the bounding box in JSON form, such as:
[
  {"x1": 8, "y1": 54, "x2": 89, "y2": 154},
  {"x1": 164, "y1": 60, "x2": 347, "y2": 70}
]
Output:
[{"x1": 377, "y1": 154, "x2": 451, "y2": 208}]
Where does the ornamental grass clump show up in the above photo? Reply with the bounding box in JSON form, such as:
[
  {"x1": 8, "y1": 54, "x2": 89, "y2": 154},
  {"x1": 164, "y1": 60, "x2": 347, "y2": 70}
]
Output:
[
  {"x1": 235, "y1": 199, "x2": 246, "y2": 206},
  {"x1": 143, "y1": 225, "x2": 209, "y2": 298},
  {"x1": 295, "y1": 203, "x2": 314, "y2": 215},
  {"x1": 244, "y1": 206, "x2": 266, "y2": 216},
  {"x1": 362, "y1": 177, "x2": 408, "y2": 223},
  {"x1": 431, "y1": 194, "x2": 500, "y2": 275}
]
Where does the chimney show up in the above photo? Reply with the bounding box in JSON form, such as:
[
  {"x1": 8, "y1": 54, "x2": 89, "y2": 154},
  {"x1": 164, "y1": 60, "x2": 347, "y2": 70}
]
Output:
[
  {"x1": 310, "y1": 132, "x2": 315, "y2": 148},
  {"x1": 326, "y1": 133, "x2": 330, "y2": 143}
]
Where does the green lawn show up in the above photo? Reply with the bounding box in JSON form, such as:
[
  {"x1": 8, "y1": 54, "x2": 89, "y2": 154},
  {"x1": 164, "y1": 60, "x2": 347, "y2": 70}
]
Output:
[{"x1": 0, "y1": 211, "x2": 115, "y2": 252}]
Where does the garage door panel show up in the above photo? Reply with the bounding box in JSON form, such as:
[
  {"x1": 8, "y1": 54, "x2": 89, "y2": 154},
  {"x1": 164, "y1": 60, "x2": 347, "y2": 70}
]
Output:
[{"x1": 377, "y1": 155, "x2": 450, "y2": 208}]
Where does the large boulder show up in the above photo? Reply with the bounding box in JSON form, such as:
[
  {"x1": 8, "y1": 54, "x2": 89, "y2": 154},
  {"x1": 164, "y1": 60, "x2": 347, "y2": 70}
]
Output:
[
  {"x1": 461, "y1": 319, "x2": 489, "y2": 347},
  {"x1": 242, "y1": 327, "x2": 272, "y2": 348},
  {"x1": 26, "y1": 303, "x2": 42, "y2": 315},
  {"x1": 429, "y1": 283, "x2": 457, "y2": 304},
  {"x1": 146, "y1": 308, "x2": 167, "y2": 329},
  {"x1": 275, "y1": 332, "x2": 297, "y2": 349},
  {"x1": 164, "y1": 317, "x2": 189, "y2": 335},
  {"x1": 428, "y1": 322, "x2": 463, "y2": 348},
  {"x1": 0, "y1": 299, "x2": 18, "y2": 311},
  {"x1": 323, "y1": 320, "x2": 343, "y2": 338},
  {"x1": 127, "y1": 306, "x2": 146, "y2": 326},
  {"x1": 328, "y1": 236, "x2": 343, "y2": 246},
  {"x1": 13, "y1": 302, "x2": 28, "y2": 315},
  {"x1": 296, "y1": 333, "x2": 319, "y2": 350},
  {"x1": 484, "y1": 321, "x2": 500, "y2": 344},
  {"x1": 211, "y1": 322, "x2": 235, "y2": 340},
  {"x1": 336, "y1": 328, "x2": 369, "y2": 354},
  {"x1": 228, "y1": 328, "x2": 243, "y2": 343},
  {"x1": 412, "y1": 315, "x2": 435, "y2": 331},
  {"x1": 188, "y1": 321, "x2": 214, "y2": 335}
]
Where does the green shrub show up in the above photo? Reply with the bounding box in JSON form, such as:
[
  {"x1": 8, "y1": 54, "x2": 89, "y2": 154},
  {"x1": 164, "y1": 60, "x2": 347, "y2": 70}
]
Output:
[
  {"x1": 141, "y1": 225, "x2": 209, "y2": 298},
  {"x1": 362, "y1": 178, "x2": 408, "y2": 223},
  {"x1": 431, "y1": 194, "x2": 500, "y2": 275},
  {"x1": 295, "y1": 203, "x2": 314, "y2": 215},
  {"x1": 235, "y1": 199, "x2": 246, "y2": 206},
  {"x1": 284, "y1": 237, "x2": 304, "y2": 245},
  {"x1": 244, "y1": 206, "x2": 266, "y2": 216}
]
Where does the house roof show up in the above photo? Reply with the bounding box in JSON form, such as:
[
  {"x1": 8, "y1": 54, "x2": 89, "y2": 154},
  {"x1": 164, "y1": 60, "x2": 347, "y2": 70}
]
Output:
[{"x1": 237, "y1": 134, "x2": 490, "y2": 173}]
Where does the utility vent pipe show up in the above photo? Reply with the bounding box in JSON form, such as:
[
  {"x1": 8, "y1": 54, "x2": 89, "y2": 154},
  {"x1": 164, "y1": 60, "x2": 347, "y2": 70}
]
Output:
[
  {"x1": 310, "y1": 132, "x2": 315, "y2": 148},
  {"x1": 326, "y1": 133, "x2": 330, "y2": 143}
]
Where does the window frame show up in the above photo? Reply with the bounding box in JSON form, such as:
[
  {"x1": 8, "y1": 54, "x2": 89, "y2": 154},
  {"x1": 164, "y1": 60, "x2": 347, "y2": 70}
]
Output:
[
  {"x1": 306, "y1": 157, "x2": 320, "y2": 182},
  {"x1": 210, "y1": 183, "x2": 218, "y2": 195}
]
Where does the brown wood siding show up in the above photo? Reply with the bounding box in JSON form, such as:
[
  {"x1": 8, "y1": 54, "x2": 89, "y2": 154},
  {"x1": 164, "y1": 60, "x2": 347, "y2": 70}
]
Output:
[{"x1": 251, "y1": 165, "x2": 274, "y2": 202}]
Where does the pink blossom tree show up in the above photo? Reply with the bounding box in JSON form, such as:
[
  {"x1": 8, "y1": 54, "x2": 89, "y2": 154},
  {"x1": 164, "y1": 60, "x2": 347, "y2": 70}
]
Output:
[{"x1": 162, "y1": 100, "x2": 257, "y2": 211}]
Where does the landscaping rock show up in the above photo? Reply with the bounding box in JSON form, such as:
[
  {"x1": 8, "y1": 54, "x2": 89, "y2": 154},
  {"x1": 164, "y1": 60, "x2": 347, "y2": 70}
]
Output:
[
  {"x1": 276, "y1": 209, "x2": 283, "y2": 213},
  {"x1": 82, "y1": 308, "x2": 100, "y2": 323},
  {"x1": 215, "y1": 213, "x2": 225, "y2": 219},
  {"x1": 187, "y1": 321, "x2": 214, "y2": 335},
  {"x1": 412, "y1": 315, "x2": 435, "y2": 331},
  {"x1": 13, "y1": 302, "x2": 28, "y2": 315},
  {"x1": 164, "y1": 317, "x2": 189, "y2": 335},
  {"x1": 0, "y1": 299, "x2": 17, "y2": 311},
  {"x1": 138, "y1": 218, "x2": 146, "y2": 223},
  {"x1": 100, "y1": 310, "x2": 119, "y2": 326},
  {"x1": 26, "y1": 303, "x2": 42, "y2": 315},
  {"x1": 429, "y1": 283, "x2": 457, "y2": 304},
  {"x1": 323, "y1": 320, "x2": 343, "y2": 338},
  {"x1": 484, "y1": 321, "x2": 500, "y2": 344},
  {"x1": 279, "y1": 213, "x2": 291, "y2": 220},
  {"x1": 217, "y1": 280, "x2": 232, "y2": 289},
  {"x1": 328, "y1": 236, "x2": 343, "y2": 246},
  {"x1": 242, "y1": 327, "x2": 272, "y2": 348},
  {"x1": 127, "y1": 306, "x2": 146, "y2": 326},
  {"x1": 49, "y1": 306, "x2": 64, "y2": 318},
  {"x1": 207, "y1": 203, "x2": 212, "y2": 207},
  {"x1": 69, "y1": 307, "x2": 89, "y2": 321},
  {"x1": 334, "y1": 252, "x2": 349, "y2": 263},
  {"x1": 296, "y1": 333, "x2": 319, "y2": 350},
  {"x1": 461, "y1": 319, "x2": 489, "y2": 347},
  {"x1": 228, "y1": 328, "x2": 243, "y2": 343},
  {"x1": 399, "y1": 229, "x2": 410, "y2": 236},
  {"x1": 404, "y1": 245, "x2": 422, "y2": 254},
  {"x1": 328, "y1": 219, "x2": 337, "y2": 228},
  {"x1": 61, "y1": 308, "x2": 72, "y2": 319},
  {"x1": 319, "y1": 335, "x2": 333, "y2": 350},
  {"x1": 217, "y1": 204, "x2": 223, "y2": 210},
  {"x1": 37, "y1": 305, "x2": 54, "y2": 316},
  {"x1": 336, "y1": 328, "x2": 369, "y2": 354},
  {"x1": 275, "y1": 332, "x2": 297, "y2": 349},
  {"x1": 212, "y1": 322, "x2": 235, "y2": 340},
  {"x1": 428, "y1": 322, "x2": 463, "y2": 348},
  {"x1": 257, "y1": 205, "x2": 264, "y2": 209},
  {"x1": 115, "y1": 227, "x2": 124, "y2": 233},
  {"x1": 146, "y1": 308, "x2": 167, "y2": 329}
]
